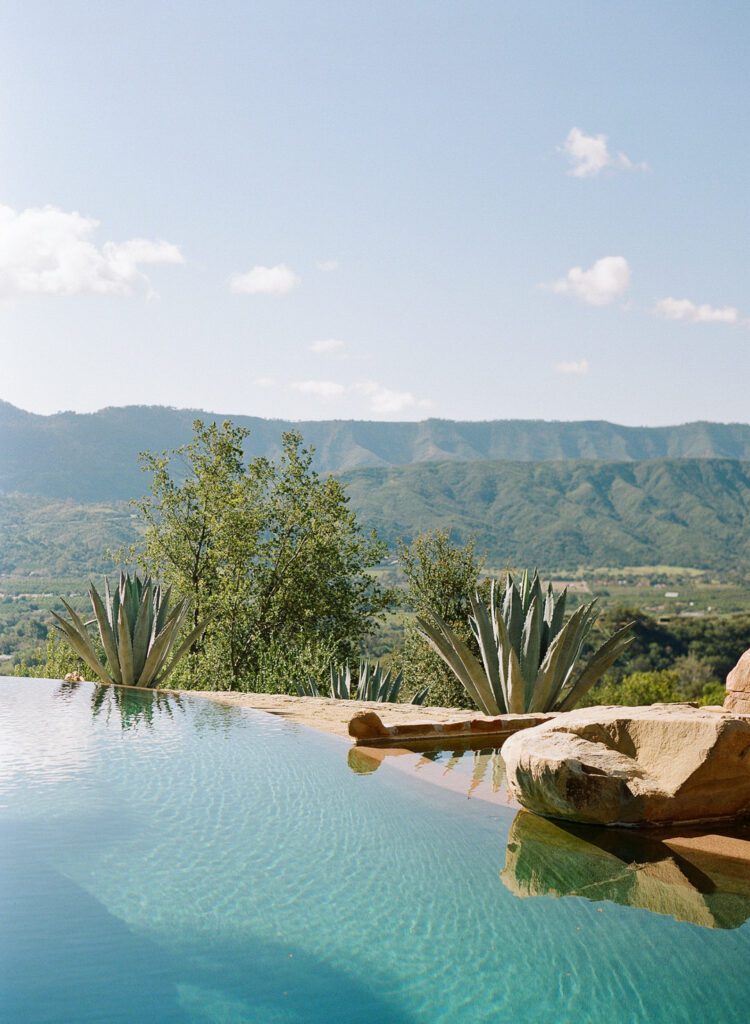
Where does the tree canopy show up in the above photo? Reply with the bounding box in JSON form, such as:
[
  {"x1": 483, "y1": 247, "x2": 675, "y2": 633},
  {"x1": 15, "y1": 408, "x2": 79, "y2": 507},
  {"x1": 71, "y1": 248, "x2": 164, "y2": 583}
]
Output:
[{"x1": 135, "y1": 420, "x2": 389, "y2": 690}]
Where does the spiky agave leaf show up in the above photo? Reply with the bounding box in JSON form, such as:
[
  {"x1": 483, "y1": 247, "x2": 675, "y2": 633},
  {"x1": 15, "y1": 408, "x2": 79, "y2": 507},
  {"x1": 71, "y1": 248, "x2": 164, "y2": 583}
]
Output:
[
  {"x1": 416, "y1": 571, "x2": 633, "y2": 715},
  {"x1": 88, "y1": 582, "x2": 122, "y2": 684},
  {"x1": 417, "y1": 611, "x2": 499, "y2": 715},
  {"x1": 53, "y1": 571, "x2": 210, "y2": 690},
  {"x1": 410, "y1": 684, "x2": 430, "y2": 706}
]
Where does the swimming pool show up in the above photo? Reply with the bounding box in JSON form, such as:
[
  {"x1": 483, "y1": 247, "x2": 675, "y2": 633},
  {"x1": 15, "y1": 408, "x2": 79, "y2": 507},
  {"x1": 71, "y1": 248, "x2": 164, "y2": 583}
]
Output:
[{"x1": 3, "y1": 678, "x2": 750, "y2": 1023}]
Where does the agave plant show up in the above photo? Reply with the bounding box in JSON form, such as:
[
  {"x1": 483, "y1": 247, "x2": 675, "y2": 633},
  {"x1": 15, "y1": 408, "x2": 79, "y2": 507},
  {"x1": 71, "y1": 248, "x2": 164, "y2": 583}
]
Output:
[
  {"x1": 417, "y1": 570, "x2": 633, "y2": 715},
  {"x1": 52, "y1": 572, "x2": 211, "y2": 688},
  {"x1": 296, "y1": 662, "x2": 429, "y2": 705}
]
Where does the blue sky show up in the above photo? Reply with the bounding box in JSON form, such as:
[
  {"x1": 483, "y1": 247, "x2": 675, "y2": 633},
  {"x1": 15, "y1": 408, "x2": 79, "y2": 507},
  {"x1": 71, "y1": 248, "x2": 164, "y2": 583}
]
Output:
[{"x1": 1, "y1": 1, "x2": 748, "y2": 424}]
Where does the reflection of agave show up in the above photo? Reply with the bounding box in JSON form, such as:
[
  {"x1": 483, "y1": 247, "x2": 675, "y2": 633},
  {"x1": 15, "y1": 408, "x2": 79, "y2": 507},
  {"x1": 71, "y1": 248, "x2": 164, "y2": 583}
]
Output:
[
  {"x1": 296, "y1": 661, "x2": 429, "y2": 705},
  {"x1": 52, "y1": 572, "x2": 210, "y2": 688},
  {"x1": 91, "y1": 685, "x2": 184, "y2": 731},
  {"x1": 417, "y1": 570, "x2": 633, "y2": 715},
  {"x1": 55, "y1": 678, "x2": 184, "y2": 730}
]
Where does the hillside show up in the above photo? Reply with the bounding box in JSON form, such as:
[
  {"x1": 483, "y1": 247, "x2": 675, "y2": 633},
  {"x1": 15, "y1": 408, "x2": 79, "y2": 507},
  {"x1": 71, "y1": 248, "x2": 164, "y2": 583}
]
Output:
[
  {"x1": 4, "y1": 400, "x2": 750, "y2": 500},
  {"x1": 0, "y1": 494, "x2": 139, "y2": 576},
  {"x1": 342, "y1": 457, "x2": 750, "y2": 570},
  {"x1": 3, "y1": 457, "x2": 750, "y2": 574}
]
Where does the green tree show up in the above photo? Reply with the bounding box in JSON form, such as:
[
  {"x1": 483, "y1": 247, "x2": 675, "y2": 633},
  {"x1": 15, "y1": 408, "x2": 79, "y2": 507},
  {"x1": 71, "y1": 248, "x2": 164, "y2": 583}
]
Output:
[
  {"x1": 583, "y1": 669, "x2": 682, "y2": 707},
  {"x1": 398, "y1": 531, "x2": 483, "y2": 707},
  {"x1": 135, "y1": 420, "x2": 389, "y2": 690}
]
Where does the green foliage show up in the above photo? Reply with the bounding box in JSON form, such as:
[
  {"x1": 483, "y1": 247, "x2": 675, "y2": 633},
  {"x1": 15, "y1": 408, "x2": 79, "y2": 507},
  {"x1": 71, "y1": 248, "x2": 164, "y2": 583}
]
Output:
[
  {"x1": 583, "y1": 670, "x2": 683, "y2": 707},
  {"x1": 52, "y1": 572, "x2": 209, "y2": 688},
  {"x1": 418, "y1": 571, "x2": 634, "y2": 714},
  {"x1": 296, "y1": 660, "x2": 429, "y2": 704},
  {"x1": 583, "y1": 669, "x2": 728, "y2": 708},
  {"x1": 398, "y1": 531, "x2": 483, "y2": 709},
  {"x1": 696, "y1": 681, "x2": 727, "y2": 706},
  {"x1": 134, "y1": 420, "x2": 390, "y2": 690},
  {"x1": 588, "y1": 607, "x2": 750, "y2": 683}
]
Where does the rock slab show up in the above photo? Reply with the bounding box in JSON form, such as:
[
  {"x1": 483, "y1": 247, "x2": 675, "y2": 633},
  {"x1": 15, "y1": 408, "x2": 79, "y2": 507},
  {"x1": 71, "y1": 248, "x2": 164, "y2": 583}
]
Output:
[
  {"x1": 348, "y1": 710, "x2": 555, "y2": 746},
  {"x1": 502, "y1": 703, "x2": 750, "y2": 826}
]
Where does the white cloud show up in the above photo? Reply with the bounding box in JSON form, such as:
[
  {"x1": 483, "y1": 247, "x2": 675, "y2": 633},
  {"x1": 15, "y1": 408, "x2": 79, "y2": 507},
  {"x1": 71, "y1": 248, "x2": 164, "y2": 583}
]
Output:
[
  {"x1": 0, "y1": 203, "x2": 183, "y2": 297},
  {"x1": 290, "y1": 379, "x2": 346, "y2": 399},
  {"x1": 548, "y1": 256, "x2": 631, "y2": 306},
  {"x1": 355, "y1": 381, "x2": 431, "y2": 414},
  {"x1": 562, "y1": 127, "x2": 646, "y2": 178},
  {"x1": 556, "y1": 359, "x2": 590, "y2": 375},
  {"x1": 316, "y1": 260, "x2": 339, "y2": 272},
  {"x1": 230, "y1": 263, "x2": 300, "y2": 295},
  {"x1": 309, "y1": 338, "x2": 346, "y2": 355},
  {"x1": 654, "y1": 296, "x2": 740, "y2": 325},
  {"x1": 287, "y1": 377, "x2": 430, "y2": 414}
]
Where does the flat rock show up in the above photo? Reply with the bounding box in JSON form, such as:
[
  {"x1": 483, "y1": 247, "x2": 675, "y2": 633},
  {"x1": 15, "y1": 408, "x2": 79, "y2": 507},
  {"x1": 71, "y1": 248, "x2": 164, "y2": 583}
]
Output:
[{"x1": 502, "y1": 703, "x2": 750, "y2": 826}]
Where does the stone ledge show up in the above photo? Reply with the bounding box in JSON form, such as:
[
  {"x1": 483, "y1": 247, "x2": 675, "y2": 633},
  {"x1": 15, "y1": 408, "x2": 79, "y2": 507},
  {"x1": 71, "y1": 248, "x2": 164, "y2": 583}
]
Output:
[{"x1": 349, "y1": 709, "x2": 557, "y2": 746}]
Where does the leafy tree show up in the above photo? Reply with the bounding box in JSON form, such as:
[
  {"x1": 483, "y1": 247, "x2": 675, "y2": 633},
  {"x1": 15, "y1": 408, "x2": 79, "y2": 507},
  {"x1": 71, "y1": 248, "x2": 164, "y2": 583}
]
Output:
[
  {"x1": 134, "y1": 420, "x2": 389, "y2": 690},
  {"x1": 397, "y1": 531, "x2": 483, "y2": 707},
  {"x1": 582, "y1": 670, "x2": 682, "y2": 707}
]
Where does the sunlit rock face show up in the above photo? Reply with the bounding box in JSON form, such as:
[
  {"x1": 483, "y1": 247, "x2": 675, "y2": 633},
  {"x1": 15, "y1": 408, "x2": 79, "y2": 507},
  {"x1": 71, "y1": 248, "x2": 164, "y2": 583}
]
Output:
[
  {"x1": 501, "y1": 811, "x2": 750, "y2": 930},
  {"x1": 725, "y1": 649, "x2": 750, "y2": 715},
  {"x1": 502, "y1": 704, "x2": 750, "y2": 826}
]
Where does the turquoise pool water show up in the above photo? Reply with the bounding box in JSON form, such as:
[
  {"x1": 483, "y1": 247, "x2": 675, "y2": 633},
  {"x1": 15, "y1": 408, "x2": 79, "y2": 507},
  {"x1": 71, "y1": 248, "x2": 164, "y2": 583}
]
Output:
[{"x1": 3, "y1": 678, "x2": 750, "y2": 1023}]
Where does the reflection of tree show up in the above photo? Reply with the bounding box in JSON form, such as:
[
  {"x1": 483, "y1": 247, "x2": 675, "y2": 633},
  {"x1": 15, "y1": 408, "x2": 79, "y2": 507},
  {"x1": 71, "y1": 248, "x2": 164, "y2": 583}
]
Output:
[
  {"x1": 347, "y1": 743, "x2": 507, "y2": 799},
  {"x1": 501, "y1": 810, "x2": 750, "y2": 930},
  {"x1": 417, "y1": 746, "x2": 506, "y2": 797}
]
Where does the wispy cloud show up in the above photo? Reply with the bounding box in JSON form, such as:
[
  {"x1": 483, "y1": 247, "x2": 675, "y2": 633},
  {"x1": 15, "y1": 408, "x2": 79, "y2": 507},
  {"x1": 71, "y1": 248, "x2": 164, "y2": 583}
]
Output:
[
  {"x1": 354, "y1": 381, "x2": 431, "y2": 414},
  {"x1": 562, "y1": 127, "x2": 647, "y2": 178},
  {"x1": 0, "y1": 203, "x2": 183, "y2": 297},
  {"x1": 290, "y1": 379, "x2": 346, "y2": 399},
  {"x1": 309, "y1": 338, "x2": 346, "y2": 354},
  {"x1": 556, "y1": 359, "x2": 589, "y2": 375},
  {"x1": 316, "y1": 259, "x2": 339, "y2": 272},
  {"x1": 654, "y1": 296, "x2": 742, "y2": 325},
  {"x1": 546, "y1": 256, "x2": 631, "y2": 306},
  {"x1": 230, "y1": 263, "x2": 300, "y2": 295},
  {"x1": 287, "y1": 377, "x2": 430, "y2": 414}
]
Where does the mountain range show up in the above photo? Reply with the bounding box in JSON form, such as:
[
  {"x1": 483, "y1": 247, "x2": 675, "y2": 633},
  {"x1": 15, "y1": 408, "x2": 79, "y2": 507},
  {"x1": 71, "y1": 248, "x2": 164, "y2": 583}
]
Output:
[
  {"x1": 3, "y1": 401, "x2": 750, "y2": 572},
  {"x1": 4, "y1": 400, "x2": 750, "y2": 500}
]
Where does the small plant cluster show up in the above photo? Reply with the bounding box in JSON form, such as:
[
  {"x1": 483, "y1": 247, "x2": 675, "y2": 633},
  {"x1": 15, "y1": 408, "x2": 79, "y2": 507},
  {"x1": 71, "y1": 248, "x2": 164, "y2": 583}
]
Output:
[{"x1": 296, "y1": 661, "x2": 429, "y2": 705}]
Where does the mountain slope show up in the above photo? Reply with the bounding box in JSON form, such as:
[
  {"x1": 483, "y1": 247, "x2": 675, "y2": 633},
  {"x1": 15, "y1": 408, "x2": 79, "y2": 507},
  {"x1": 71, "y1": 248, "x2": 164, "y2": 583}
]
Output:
[
  {"x1": 4, "y1": 400, "x2": 750, "y2": 500},
  {"x1": 3, "y1": 457, "x2": 750, "y2": 573},
  {"x1": 342, "y1": 457, "x2": 750, "y2": 569}
]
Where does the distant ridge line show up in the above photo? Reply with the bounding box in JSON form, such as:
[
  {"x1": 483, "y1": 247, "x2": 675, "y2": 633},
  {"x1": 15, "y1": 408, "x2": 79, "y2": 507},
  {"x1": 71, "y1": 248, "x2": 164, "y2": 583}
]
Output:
[{"x1": 3, "y1": 399, "x2": 750, "y2": 501}]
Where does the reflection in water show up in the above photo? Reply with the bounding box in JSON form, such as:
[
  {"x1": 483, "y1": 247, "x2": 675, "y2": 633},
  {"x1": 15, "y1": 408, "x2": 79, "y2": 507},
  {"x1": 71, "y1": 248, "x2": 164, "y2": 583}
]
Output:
[
  {"x1": 501, "y1": 810, "x2": 750, "y2": 930},
  {"x1": 348, "y1": 743, "x2": 508, "y2": 800},
  {"x1": 55, "y1": 681, "x2": 184, "y2": 732}
]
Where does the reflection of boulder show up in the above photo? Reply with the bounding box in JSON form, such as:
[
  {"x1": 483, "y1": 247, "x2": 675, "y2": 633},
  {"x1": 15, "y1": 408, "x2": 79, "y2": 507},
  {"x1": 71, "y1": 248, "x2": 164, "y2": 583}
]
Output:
[
  {"x1": 502, "y1": 704, "x2": 750, "y2": 826},
  {"x1": 501, "y1": 812, "x2": 750, "y2": 929},
  {"x1": 725, "y1": 648, "x2": 750, "y2": 714}
]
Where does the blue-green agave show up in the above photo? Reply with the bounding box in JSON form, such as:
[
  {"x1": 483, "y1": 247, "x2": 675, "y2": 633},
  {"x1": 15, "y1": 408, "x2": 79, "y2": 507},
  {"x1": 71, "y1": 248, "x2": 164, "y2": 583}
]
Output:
[
  {"x1": 417, "y1": 570, "x2": 633, "y2": 715},
  {"x1": 52, "y1": 572, "x2": 211, "y2": 688},
  {"x1": 296, "y1": 661, "x2": 430, "y2": 705}
]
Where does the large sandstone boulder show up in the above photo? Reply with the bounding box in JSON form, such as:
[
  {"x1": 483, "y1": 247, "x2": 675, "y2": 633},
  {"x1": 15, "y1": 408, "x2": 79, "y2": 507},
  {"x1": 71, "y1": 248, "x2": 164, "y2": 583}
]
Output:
[
  {"x1": 725, "y1": 648, "x2": 750, "y2": 714},
  {"x1": 502, "y1": 704, "x2": 750, "y2": 826}
]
